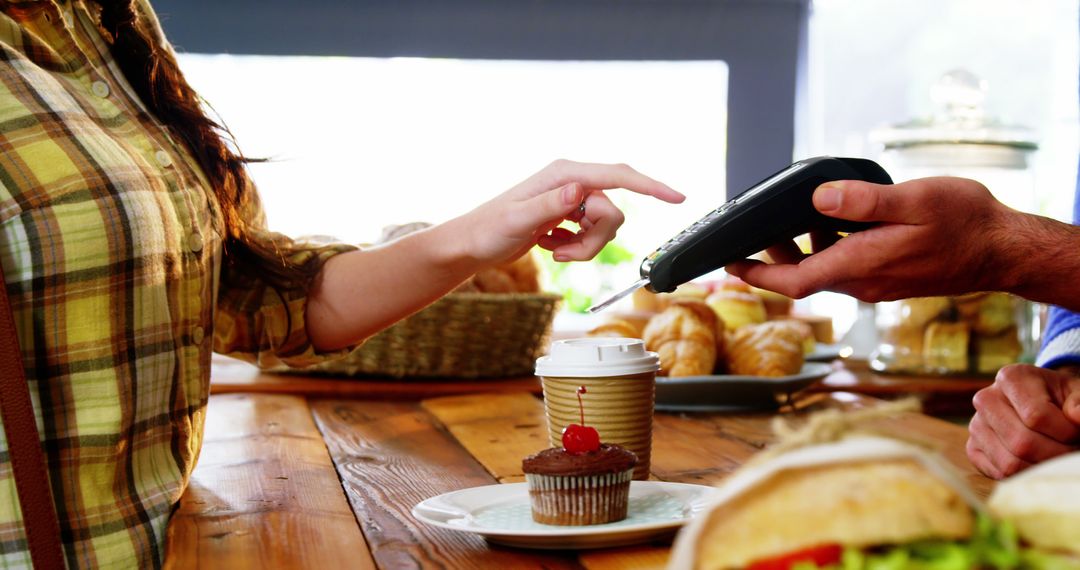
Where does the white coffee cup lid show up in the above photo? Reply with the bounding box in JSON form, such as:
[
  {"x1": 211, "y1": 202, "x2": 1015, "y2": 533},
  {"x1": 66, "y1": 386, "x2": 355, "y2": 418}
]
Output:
[{"x1": 535, "y1": 337, "x2": 660, "y2": 377}]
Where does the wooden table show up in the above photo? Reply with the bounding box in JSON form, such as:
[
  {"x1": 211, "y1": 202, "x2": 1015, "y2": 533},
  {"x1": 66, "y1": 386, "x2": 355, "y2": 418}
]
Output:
[
  {"x1": 209, "y1": 355, "x2": 992, "y2": 418},
  {"x1": 165, "y1": 368, "x2": 993, "y2": 569},
  {"x1": 816, "y1": 359, "x2": 991, "y2": 418}
]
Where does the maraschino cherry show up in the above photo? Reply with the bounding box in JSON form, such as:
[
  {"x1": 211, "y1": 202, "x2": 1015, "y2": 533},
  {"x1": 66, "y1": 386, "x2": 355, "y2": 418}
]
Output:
[{"x1": 561, "y1": 386, "x2": 600, "y2": 454}]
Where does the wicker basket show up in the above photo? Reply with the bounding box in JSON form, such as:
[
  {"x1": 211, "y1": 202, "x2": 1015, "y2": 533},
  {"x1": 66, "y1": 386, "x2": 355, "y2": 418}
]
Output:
[{"x1": 298, "y1": 292, "x2": 563, "y2": 378}]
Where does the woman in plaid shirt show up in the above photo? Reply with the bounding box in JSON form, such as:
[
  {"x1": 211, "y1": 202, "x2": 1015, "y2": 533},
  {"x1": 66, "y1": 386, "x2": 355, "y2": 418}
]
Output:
[{"x1": 0, "y1": 0, "x2": 685, "y2": 566}]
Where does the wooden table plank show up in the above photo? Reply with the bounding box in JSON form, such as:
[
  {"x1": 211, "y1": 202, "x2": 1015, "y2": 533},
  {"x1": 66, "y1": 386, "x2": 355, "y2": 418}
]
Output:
[
  {"x1": 420, "y1": 392, "x2": 551, "y2": 482},
  {"x1": 210, "y1": 354, "x2": 542, "y2": 398},
  {"x1": 309, "y1": 399, "x2": 582, "y2": 569},
  {"x1": 579, "y1": 546, "x2": 670, "y2": 570},
  {"x1": 164, "y1": 394, "x2": 371, "y2": 570},
  {"x1": 814, "y1": 359, "x2": 990, "y2": 417}
]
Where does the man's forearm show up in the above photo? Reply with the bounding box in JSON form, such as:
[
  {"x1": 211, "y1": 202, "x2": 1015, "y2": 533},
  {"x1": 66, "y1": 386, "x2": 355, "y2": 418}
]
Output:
[{"x1": 997, "y1": 211, "x2": 1080, "y2": 312}]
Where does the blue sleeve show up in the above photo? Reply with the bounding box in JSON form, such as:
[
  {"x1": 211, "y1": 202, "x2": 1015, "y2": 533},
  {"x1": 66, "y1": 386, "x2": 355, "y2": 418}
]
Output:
[{"x1": 1035, "y1": 166, "x2": 1080, "y2": 368}]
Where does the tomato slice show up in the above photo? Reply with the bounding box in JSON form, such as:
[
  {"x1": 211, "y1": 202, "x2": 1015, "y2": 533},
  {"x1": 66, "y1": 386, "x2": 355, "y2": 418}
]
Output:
[{"x1": 746, "y1": 544, "x2": 844, "y2": 570}]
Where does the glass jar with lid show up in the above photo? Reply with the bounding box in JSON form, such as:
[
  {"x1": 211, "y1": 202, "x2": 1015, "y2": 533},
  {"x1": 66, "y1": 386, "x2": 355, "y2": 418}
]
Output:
[{"x1": 868, "y1": 69, "x2": 1041, "y2": 376}]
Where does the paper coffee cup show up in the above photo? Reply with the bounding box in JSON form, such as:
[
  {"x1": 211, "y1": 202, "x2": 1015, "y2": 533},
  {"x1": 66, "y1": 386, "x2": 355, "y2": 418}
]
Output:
[{"x1": 535, "y1": 337, "x2": 660, "y2": 480}]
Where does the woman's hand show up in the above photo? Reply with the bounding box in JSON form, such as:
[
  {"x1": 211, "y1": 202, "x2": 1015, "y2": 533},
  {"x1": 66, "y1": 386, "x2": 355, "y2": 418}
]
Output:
[
  {"x1": 452, "y1": 159, "x2": 685, "y2": 267},
  {"x1": 725, "y1": 177, "x2": 1022, "y2": 302},
  {"x1": 307, "y1": 159, "x2": 682, "y2": 351}
]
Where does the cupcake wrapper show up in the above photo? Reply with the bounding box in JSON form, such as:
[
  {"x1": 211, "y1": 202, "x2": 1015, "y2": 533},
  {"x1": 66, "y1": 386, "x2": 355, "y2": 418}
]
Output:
[{"x1": 525, "y1": 469, "x2": 634, "y2": 525}]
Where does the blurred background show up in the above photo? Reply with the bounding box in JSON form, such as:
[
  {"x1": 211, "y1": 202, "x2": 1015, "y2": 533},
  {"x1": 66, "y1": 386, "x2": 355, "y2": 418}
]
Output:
[{"x1": 157, "y1": 0, "x2": 1078, "y2": 337}]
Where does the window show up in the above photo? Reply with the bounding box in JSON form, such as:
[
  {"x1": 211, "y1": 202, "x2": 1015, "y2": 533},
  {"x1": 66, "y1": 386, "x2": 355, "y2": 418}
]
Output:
[
  {"x1": 179, "y1": 55, "x2": 728, "y2": 314},
  {"x1": 802, "y1": 0, "x2": 1079, "y2": 220},
  {"x1": 799, "y1": 0, "x2": 1079, "y2": 336}
]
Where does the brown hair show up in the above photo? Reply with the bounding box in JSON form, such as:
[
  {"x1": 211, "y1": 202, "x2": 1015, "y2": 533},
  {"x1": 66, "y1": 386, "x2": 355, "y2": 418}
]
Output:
[{"x1": 96, "y1": 0, "x2": 321, "y2": 288}]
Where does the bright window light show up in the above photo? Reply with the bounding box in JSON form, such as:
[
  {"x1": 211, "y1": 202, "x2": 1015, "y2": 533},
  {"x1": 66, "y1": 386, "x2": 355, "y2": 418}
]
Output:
[{"x1": 179, "y1": 55, "x2": 728, "y2": 312}]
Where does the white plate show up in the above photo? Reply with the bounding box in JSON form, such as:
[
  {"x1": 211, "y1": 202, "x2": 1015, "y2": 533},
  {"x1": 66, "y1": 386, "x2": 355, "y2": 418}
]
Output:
[
  {"x1": 654, "y1": 362, "x2": 832, "y2": 412},
  {"x1": 806, "y1": 342, "x2": 851, "y2": 362},
  {"x1": 412, "y1": 481, "x2": 714, "y2": 550}
]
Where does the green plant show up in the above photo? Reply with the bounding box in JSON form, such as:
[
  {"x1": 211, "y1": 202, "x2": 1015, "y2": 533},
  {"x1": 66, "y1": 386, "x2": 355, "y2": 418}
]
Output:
[{"x1": 539, "y1": 239, "x2": 635, "y2": 313}]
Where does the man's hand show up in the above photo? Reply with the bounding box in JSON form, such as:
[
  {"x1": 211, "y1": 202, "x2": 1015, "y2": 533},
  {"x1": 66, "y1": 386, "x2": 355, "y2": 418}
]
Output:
[
  {"x1": 966, "y1": 364, "x2": 1080, "y2": 479},
  {"x1": 725, "y1": 177, "x2": 1021, "y2": 302}
]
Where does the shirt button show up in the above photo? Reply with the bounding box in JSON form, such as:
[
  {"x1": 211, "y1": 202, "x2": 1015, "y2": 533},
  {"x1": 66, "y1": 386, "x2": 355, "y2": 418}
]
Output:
[
  {"x1": 154, "y1": 150, "x2": 173, "y2": 168},
  {"x1": 188, "y1": 232, "x2": 204, "y2": 253},
  {"x1": 191, "y1": 326, "x2": 205, "y2": 345},
  {"x1": 91, "y1": 80, "x2": 110, "y2": 98}
]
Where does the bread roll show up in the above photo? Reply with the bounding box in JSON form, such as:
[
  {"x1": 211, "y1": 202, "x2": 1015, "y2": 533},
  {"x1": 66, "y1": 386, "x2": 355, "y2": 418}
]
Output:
[
  {"x1": 726, "y1": 321, "x2": 804, "y2": 377},
  {"x1": 973, "y1": 326, "x2": 1022, "y2": 375},
  {"x1": 378, "y1": 221, "x2": 432, "y2": 243},
  {"x1": 785, "y1": 313, "x2": 834, "y2": 344},
  {"x1": 632, "y1": 287, "x2": 665, "y2": 313},
  {"x1": 471, "y1": 267, "x2": 519, "y2": 293},
  {"x1": 971, "y1": 292, "x2": 1016, "y2": 336},
  {"x1": 504, "y1": 250, "x2": 542, "y2": 293},
  {"x1": 471, "y1": 250, "x2": 542, "y2": 293},
  {"x1": 988, "y1": 451, "x2": 1080, "y2": 557},
  {"x1": 716, "y1": 278, "x2": 752, "y2": 293},
  {"x1": 898, "y1": 297, "x2": 952, "y2": 329},
  {"x1": 923, "y1": 321, "x2": 970, "y2": 374},
  {"x1": 751, "y1": 287, "x2": 794, "y2": 318},
  {"x1": 643, "y1": 300, "x2": 718, "y2": 377},
  {"x1": 706, "y1": 291, "x2": 767, "y2": 331},
  {"x1": 880, "y1": 325, "x2": 925, "y2": 372}
]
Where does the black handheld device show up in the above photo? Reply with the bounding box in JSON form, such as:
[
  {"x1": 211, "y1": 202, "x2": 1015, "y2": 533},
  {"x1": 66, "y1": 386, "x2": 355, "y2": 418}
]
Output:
[{"x1": 588, "y1": 156, "x2": 892, "y2": 312}]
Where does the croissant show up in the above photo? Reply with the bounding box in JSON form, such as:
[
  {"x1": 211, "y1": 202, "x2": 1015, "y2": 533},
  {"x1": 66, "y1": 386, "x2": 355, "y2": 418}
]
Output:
[
  {"x1": 587, "y1": 318, "x2": 644, "y2": 339},
  {"x1": 643, "y1": 300, "x2": 718, "y2": 377},
  {"x1": 726, "y1": 321, "x2": 804, "y2": 377}
]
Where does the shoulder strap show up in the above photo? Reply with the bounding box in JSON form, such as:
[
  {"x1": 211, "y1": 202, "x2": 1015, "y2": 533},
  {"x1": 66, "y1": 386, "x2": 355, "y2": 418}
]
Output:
[{"x1": 0, "y1": 265, "x2": 66, "y2": 569}]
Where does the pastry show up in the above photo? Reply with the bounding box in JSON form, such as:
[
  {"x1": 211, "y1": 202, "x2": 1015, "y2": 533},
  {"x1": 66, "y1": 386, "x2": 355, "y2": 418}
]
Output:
[
  {"x1": 971, "y1": 292, "x2": 1016, "y2": 336},
  {"x1": 715, "y1": 277, "x2": 753, "y2": 293},
  {"x1": 632, "y1": 287, "x2": 665, "y2": 313},
  {"x1": 672, "y1": 281, "x2": 710, "y2": 301},
  {"x1": 923, "y1": 321, "x2": 970, "y2": 374},
  {"x1": 770, "y1": 319, "x2": 816, "y2": 355},
  {"x1": 750, "y1": 286, "x2": 794, "y2": 318},
  {"x1": 726, "y1": 321, "x2": 804, "y2": 377},
  {"x1": 988, "y1": 451, "x2": 1080, "y2": 561},
  {"x1": 643, "y1": 300, "x2": 719, "y2": 377},
  {"x1": 522, "y1": 388, "x2": 638, "y2": 526},
  {"x1": 879, "y1": 325, "x2": 925, "y2": 372},
  {"x1": 471, "y1": 266, "x2": 519, "y2": 293},
  {"x1": 705, "y1": 290, "x2": 767, "y2": 331},
  {"x1": 897, "y1": 297, "x2": 952, "y2": 329},
  {"x1": 502, "y1": 250, "x2": 541, "y2": 293},
  {"x1": 377, "y1": 220, "x2": 432, "y2": 243},
  {"x1": 522, "y1": 443, "x2": 637, "y2": 525},
  {"x1": 586, "y1": 318, "x2": 644, "y2": 339},
  {"x1": 973, "y1": 326, "x2": 1022, "y2": 375},
  {"x1": 786, "y1": 313, "x2": 835, "y2": 344}
]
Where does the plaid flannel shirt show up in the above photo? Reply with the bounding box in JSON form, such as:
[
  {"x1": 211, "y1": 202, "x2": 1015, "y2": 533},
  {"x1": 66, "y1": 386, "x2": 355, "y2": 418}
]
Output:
[{"x1": 0, "y1": 0, "x2": 356, "y2": 567}]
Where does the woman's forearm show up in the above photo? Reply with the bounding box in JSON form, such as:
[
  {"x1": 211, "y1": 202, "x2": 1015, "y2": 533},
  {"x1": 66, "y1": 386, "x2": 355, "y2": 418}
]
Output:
[
  {"x1": 301, "y1": 161, "x2": 683, "y2": 352},
  {"x1": 304, "y1": 216, "x2": 481, "y2": 351}
]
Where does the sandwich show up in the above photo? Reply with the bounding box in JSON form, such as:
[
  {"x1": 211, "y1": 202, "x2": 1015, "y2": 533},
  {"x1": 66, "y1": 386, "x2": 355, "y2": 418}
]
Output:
[
  {"x1": 988, "y1": 451, "x2": 1080, "y2": 568},
  {"x1": 668, "y1": 434, "x2": 1079, "y2": 570}
]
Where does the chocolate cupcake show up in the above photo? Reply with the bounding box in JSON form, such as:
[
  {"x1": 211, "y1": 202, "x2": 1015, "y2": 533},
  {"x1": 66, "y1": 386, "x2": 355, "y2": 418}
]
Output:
[{"x1": 522, "y1": 442, "x2": 637, "y2": 525}]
